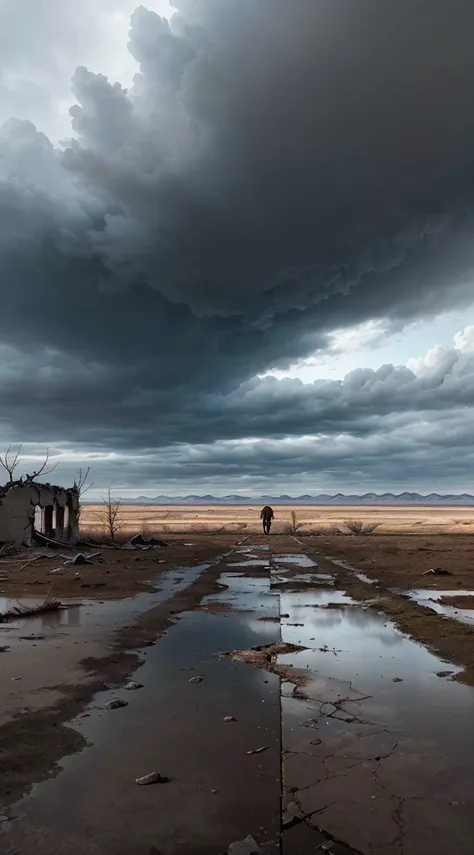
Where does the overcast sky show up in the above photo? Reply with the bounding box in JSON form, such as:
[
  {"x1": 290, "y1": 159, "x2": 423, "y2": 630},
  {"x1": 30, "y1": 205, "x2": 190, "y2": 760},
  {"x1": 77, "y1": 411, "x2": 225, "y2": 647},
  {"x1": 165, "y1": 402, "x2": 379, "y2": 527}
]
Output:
[{"x1": 1, "y1": 0, "x2": 474, "y2": 498}]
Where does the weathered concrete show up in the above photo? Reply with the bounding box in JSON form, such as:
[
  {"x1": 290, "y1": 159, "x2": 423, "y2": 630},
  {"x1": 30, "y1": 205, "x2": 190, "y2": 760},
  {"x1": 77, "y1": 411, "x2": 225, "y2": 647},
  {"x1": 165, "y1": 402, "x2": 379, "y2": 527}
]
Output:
[{"x1": 0, "y1": 481, "x2": 79, "y2": 545}]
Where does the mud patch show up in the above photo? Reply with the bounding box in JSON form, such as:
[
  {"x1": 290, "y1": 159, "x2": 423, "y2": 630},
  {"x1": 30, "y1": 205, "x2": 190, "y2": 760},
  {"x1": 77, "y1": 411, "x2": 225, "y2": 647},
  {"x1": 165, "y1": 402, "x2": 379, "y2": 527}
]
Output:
[
  {"x1": 439, "y1": 594, "x2": 474, "y2": 609},
  {"x1": 222, "y1": 641, "x2": 310, "y2": 686}
]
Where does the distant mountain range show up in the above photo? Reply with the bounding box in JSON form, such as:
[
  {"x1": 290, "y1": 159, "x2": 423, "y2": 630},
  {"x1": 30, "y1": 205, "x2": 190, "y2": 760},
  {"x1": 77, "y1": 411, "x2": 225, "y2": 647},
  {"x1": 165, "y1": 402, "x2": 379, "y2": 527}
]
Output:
[{"x1": 88, "y1": 492, "x2": 474, "y2": 506}]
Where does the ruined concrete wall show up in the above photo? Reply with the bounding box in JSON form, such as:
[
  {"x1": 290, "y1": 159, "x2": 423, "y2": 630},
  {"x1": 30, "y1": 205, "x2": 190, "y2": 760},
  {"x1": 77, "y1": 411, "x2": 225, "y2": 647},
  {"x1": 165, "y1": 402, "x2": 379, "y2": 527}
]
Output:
[{"x1": 0, "y1": 482, "x2": 80, "y2": 546}]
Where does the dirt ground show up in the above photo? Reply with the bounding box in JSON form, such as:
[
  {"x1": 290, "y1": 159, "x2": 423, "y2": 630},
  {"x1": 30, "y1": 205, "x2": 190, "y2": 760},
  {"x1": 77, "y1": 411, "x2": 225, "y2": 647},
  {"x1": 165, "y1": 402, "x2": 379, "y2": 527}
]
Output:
[
  {"x1": 315, "y1": 532, "x2": 474, "y2": 590},
  {"x1": 81, "y1": 502, "x2": 474, "y2": 536},
  {"x1": 0, "y1": 534, "x2": 238, "y2": 601}
]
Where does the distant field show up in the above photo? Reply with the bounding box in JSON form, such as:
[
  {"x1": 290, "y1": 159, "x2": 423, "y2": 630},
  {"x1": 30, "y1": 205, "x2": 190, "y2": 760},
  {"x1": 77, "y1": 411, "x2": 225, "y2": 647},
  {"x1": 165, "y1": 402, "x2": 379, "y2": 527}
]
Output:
[{"x1": 80, "y1": 504, "x2": 474, "y2": 536}]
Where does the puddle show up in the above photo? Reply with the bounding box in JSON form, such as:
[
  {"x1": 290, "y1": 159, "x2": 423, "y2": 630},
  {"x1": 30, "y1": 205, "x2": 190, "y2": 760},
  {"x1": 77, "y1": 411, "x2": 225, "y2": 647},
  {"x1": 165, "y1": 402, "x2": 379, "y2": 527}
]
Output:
[
  {"x1": 354, "y1": 571, "x2": 378, "y2": 585},
  {"x1": 272, "y1": 554, "x2": 317, "y2": 568},
  {"x1": 231, "y1": 559, "x2": 271, "y2": 568},
  {"x1": 7, "y1": 605, "x2": 281, "y2": 853},
  {"x1": 201, "y1": 571, "x2": 278, "y2": 615},
  {"x1": 403, "y1": 588, "x2": 474, "y2": 627},
  {"x1": 274, "y1": 572, "x2": 334, "y2": 586},
  {"x1": 0, "y1": 566, "x2": 209, "y2": 644},
  {"x1": 278, "y1": 596, "x2": 474, "y2": 760}
]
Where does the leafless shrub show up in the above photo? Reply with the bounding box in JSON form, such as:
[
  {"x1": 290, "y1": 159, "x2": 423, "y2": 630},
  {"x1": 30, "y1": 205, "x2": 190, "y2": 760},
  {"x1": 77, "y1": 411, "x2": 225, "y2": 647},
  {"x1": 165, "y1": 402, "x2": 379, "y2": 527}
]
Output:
[
  {"x1": 288, "y1": 510, "x2": 304, "y2": 534},
  {"x1": 95, "y1": 488, "x2": 122, "y2": 541},
  {"x1": 339, "y1": 520, "x2": 380, "y2": 535}
]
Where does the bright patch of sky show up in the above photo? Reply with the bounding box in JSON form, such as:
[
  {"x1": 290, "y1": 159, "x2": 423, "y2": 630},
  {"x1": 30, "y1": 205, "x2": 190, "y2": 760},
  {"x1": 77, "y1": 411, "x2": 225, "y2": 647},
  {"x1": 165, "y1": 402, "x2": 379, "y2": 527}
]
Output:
[{"x1": 261, "y1": 307, "x2": 474, "y2": 383}]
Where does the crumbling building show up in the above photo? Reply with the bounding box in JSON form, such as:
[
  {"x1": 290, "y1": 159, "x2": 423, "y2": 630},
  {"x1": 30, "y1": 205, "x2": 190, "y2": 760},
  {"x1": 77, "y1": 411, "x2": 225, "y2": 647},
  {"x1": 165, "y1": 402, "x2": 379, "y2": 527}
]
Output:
[{"x1": 0, "y1": 480, "x2": 80, "y2": 546}]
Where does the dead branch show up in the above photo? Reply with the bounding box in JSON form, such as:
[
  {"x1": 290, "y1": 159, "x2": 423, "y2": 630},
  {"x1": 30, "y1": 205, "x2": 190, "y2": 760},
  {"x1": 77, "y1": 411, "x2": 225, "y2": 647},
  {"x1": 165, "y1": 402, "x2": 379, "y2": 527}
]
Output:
[
  {"x1": 0, "y1": 445, "x2": 22, "y2": 483},
  {"x1": 74, "y1": 466, "x2": 92, "y2": 496},
  {"x1": 24, "y1": 448, "x2": 58, "y2": 482}
]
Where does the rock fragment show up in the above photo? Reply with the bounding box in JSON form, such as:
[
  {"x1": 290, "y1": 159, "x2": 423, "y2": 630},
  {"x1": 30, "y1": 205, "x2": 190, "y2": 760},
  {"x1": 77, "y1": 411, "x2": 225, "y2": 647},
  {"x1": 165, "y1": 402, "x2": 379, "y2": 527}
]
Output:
[
  {"x1": 228, "y1": 835, "x2": 261, "y2": 854},
  {"x1": 135, "y1": 772, "x2": 169, "y2": 785},
  {"x1": 104, "y1": 698, "x2": 128, "y2": 710}
]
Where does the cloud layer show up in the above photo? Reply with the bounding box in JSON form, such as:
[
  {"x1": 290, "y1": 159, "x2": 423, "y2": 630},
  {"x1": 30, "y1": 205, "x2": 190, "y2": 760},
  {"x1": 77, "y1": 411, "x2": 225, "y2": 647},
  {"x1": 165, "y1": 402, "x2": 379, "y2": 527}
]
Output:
[{"x1": 1, "y1": 1, "x2": 474, "y2": 492}]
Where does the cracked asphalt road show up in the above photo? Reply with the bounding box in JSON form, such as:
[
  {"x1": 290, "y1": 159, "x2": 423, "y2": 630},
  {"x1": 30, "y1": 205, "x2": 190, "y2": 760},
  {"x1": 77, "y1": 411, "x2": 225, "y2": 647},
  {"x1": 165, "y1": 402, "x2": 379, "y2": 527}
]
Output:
[{"x1": 1, "y1": 535, "x2": 474, "y2": 854}]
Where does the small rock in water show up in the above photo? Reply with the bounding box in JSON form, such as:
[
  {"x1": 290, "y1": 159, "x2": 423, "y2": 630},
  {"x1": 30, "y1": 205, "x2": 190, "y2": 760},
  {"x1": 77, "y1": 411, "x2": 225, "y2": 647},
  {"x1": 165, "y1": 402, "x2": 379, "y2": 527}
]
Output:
[
  {"x1": 436, "y1": 670, "x2": 454, "y2": 678},
  {"x1": 104, "y1": 698, "x2": 128, "y2": 710},
  {"x1": 392, "y1": 677, "x2": 403, "y2": 683},
  {"x1": 223, "y1": 715, "x2": 236, "y2": 723},
  {"x1": 228, "y1": 835, "x2": 262, "y2": 854},
  {"x1": 189, "y1": 676, "x2": 203, "y2": 683},
  {"x1": 125, "y1": 681, "x2": 143, "y2": 691},
  {"x1": 135, "y1": 771, "x2": 169, "y2": 786}
]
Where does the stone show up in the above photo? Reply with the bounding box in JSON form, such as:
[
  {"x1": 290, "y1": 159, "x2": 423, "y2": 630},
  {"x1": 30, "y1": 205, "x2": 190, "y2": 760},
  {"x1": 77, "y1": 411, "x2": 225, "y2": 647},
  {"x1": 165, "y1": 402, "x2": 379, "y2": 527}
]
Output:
[
  {"x1": 228, "y1": 835, "x2": 261, "y2": 854},
  {"x1": 104, "y1": 698, "x2": 128, "y2": 710},
  {"x1": 125, "y1": 681, "x2": 144, "y2": 690},
  {"x1": 189, "y1": 676, "x2": 203, "y2": 683},
  {"x1": 436, "y1": 670, "x2": 454, "y2": 678},
  {"x1": 223, "y1": 715, "x2": 237, "y2": 722},
  {"x1": 135, "y1": 771, "x2": 169, "y2": 785},
  {"x1": 392, "y1": 677, "x2": 403, "y2": 682}
]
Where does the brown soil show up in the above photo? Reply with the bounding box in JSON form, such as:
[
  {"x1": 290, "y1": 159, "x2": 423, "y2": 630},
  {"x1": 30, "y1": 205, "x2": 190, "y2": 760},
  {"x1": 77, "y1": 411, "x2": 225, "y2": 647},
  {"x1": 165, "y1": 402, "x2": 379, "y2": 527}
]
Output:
[
  {"x1": 0, "y1": 534, "x2": 239, "y2": 600},
  {"x1": 311, "y1": 533, "x2": 474, "y2": 590},
  {"x1": 439, "y1": 594, "x2": 474, "y2": 609}
]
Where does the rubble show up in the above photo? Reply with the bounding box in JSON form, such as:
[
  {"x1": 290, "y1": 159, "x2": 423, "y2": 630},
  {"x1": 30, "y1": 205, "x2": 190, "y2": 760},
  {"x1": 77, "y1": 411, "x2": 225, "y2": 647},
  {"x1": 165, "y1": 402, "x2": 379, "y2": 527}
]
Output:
[
  {"x1": 227, "y1": 835, "x2": 261, "y2": 854},
  {"x1": 123, "y1": 533, "x2": 169, "y2": 550},
  {"x1": 104, "y1": 698, "x2": 128, "y2": 710},
  {"x1": 65, "y1": 552, "x2": 103, "y2": 566},
  {"x1": 135, "y1": 771, "x2": 169, "y2": 785}
]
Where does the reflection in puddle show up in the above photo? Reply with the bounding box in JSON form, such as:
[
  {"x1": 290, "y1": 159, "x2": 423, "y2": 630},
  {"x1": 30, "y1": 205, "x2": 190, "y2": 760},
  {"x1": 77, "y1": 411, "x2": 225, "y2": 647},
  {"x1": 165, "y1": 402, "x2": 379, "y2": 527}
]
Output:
[
  {"x1": 403, "y1": 589, "x2": 474, "y2": 627},
  {"x1": 210, "y1": 553, "x2": 474, "y2": 762},
  {"x1": 354, "y1": 572, "x2": 378, "y2": 585},
  {"x1": 231, "y1": 559, "x2": 271, "y2": 568},
  {"x1": 0, "y1": 566, "x2": 208, "y2": 644},
  {"x1": 272, "y1": 554, "x2": 317, "y2": 568}
]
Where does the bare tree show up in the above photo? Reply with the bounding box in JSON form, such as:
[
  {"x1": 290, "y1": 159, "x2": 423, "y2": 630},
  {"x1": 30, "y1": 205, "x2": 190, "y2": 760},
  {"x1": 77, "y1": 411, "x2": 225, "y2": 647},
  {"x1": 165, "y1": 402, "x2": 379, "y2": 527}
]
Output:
[
  {"x1": 74, "y1": 467, "x2": 92, "y2": 497},
  {"x1": 0, "y1": 445, "x2": 58, "y2": 485},
  {"x1": 0, "y1": 445, "x2": 22, "y2": 482},
  {"x1": 97, "y1": 488, "x2": 122, "y2": 541}
]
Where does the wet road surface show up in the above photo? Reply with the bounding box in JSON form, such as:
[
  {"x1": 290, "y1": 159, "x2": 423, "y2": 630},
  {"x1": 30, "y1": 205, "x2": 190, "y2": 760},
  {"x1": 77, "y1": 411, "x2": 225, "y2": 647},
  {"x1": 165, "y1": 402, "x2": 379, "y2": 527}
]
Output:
[{"x1": 2, "y1": 535, "x2": 474, "y2": 854}]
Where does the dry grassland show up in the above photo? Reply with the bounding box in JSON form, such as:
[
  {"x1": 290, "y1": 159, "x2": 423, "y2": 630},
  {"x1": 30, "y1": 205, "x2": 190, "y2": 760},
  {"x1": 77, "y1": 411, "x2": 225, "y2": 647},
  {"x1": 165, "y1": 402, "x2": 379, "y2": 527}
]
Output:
[{"x1": 80, "y1": 503, "x2": 474, "y2": 537}]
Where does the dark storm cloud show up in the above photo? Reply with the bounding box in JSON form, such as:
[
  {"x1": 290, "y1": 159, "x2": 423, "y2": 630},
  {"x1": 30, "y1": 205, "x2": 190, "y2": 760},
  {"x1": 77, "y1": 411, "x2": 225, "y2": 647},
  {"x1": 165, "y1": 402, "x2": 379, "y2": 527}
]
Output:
[{"x1": 2, "y1": 1, "x2": 474, "y2": 488}]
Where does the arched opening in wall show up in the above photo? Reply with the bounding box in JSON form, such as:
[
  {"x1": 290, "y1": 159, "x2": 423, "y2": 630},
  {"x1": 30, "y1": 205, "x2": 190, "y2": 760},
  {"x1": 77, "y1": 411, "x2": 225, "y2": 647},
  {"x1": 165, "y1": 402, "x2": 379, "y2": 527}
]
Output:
[{"x1": 34, "y1": 506, "x2": 43, "y2": 533}]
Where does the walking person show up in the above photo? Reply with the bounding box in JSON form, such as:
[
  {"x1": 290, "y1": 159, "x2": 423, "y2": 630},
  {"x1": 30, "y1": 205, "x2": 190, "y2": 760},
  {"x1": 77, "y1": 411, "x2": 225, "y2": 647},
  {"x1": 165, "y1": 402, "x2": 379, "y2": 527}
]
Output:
[{"x1": 260, "y1": 505, "x2": 274, "y2": 535}]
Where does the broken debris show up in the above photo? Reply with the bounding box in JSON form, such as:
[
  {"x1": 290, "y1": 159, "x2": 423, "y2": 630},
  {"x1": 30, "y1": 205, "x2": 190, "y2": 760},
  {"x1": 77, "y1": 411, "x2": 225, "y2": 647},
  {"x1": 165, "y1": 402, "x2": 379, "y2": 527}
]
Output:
[
  {"x1": 246, "y1": 746, "x2": 268, "y2": 755},
  {"x1": 223, "y1": 715, "x2": 237, "y2": 723},
  {"x1": 65, "y1": 552, "x2": 103, "y2": 565},
  {"x1": 228, "y1": 835, "x2": 262, "y2": 854},
  {"x1": 189, "y1": 676, "x2": 203, "y2": 683},
  {"x1": 123, "y1": 533, "x2": 169, "y2": 550},
  {"x1": 422, "y1": 568, "x2": 452, "y2": 576},
  {"x1": 135, "y1": 772, "x2": 169, "y2": 785},
  {"x1": 104, "y1": 698, "x2": 128, "y2": 710}
]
